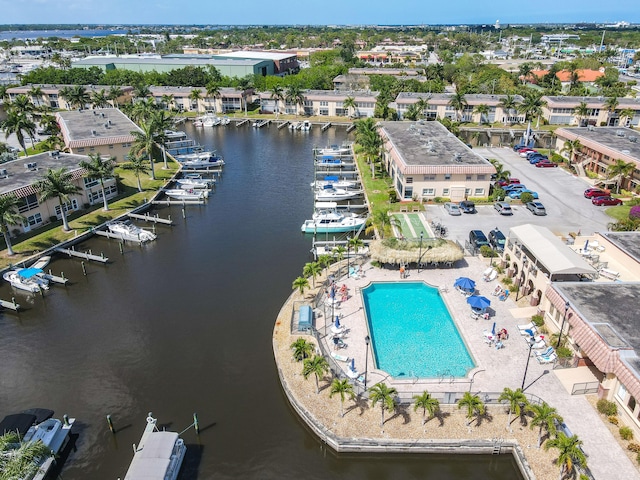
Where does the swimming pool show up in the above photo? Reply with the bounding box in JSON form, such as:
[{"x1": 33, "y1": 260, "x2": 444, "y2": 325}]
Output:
[{"x1": 361, "y1": 282, "x2": 475, "y2": 379}]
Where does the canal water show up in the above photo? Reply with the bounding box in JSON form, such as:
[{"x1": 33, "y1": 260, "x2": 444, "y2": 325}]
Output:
[{"x1": 0, "y1": 122, "x2": 522, "y2": 479}]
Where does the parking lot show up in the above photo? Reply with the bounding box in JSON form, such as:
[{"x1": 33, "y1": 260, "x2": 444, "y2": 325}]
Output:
[{"x1": 426, "y1": 146, "x2": 614, "y2": 248}]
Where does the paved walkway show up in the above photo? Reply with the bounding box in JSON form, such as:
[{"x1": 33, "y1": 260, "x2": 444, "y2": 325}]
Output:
[{"x1": 316, "y1": 255, "x2": 639, "y2": 480}]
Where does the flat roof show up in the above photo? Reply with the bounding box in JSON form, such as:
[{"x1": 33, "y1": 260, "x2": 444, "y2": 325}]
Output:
[
  {"x1": 601, "y1": 232, "x2": 640, "y2": 264},
  {"x1": 214, "y1": 51, "x2": 296, "y2": 61},
  {"x1": 0, "y1": 152, "x2": 88, "y2": 198},
  {"x1": 395, "y1": 92, "x2": 525, "y2": 105},
  {"x1": 74, "y1": 56, "x2": 268, "y2": 67},
  {"x1": 379, "y1": 120, "x2": 495, "y2": 169},
  {"x1": 555, "y1": 127, "x2": 640, "y2": 160},
  {"x1": 509, "y1": 224, "x2": 596, "y2": 276},
  {"x1": 544, "y1": 96, "x2": 640, "y2": 109},
  {"x1": 57, "y1": 108, "x2": 141, "y2": 148}
]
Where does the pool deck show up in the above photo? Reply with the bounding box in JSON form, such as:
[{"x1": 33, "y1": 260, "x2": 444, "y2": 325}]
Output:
[{"x1": 277, "y1": 255, "x2": 639, "y2": 480}]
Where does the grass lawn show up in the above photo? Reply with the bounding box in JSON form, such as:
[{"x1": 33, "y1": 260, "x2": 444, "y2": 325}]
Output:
[{"x1": 606, "y1": 205, "x2": 631, "y2": 221}]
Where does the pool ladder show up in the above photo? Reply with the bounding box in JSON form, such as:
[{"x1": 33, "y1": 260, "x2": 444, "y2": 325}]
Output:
[{"x1": 438, "y1": 370, "x2": 455, "y2": 384}]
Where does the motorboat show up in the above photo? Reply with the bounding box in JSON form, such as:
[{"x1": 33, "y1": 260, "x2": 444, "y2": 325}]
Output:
[
  {"x1": 176, "y1": 151, "x2": 225, "y2": 169},
  {"x1": 220, "y1": 116, "x2": 231, "y2": 125},
  {"x1": 164, "y1": 189, "x2": 208, "y2": 201},
  {"x1": 193, "y1": 118, "x2": 203, "y2": 127},
  {"x1": 311, "y1": 175, "x2": 359, "y2": 190},
  {"x1": 202, "y1": 114, "x2": 219, "y2": 127},
  {"x1": 301, "y1": 203, "x2": 366, "y2": 234},
  {"x1": 315, "y1": 144, "x2": 351, "y2": 156},
  {"x1": 289, "y1": 121, "x2": 301, "y2": 130},
  {"x1": 166, "y1": 139, "x2": 202, "y2": 156},
  {"x1": 107, "y1": 221, "x2": 157, "y2": 242},
  {"x1": 315, "y1": 185, "x2": 362, "y2": 202},
  {"x1": 315, "y1": 156, "x2": 348, "y2": 168},
  {"x1": 175, "y1": 178, "x2": 215, "y2": 189},
  {"x1": 164, "y1": 130, "x2": 187, "y2": 141},
  {"x1": 301, "y1": 120, "x2": 312, "y2": 131},
  {"x1": 124, "y1": 414, "x2": 186, "y2": 480},
  {"x1": 3, "y1": 268, "x2": 50, "y2": 292}
]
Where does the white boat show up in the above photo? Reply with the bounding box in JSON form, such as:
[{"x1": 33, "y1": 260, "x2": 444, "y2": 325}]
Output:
[
  {"x1": 315, "y1": 156, "x2": 348, "y2": 168},
  {"x1": 311, "y1": 175, "x2": 359, "y2": 190},
  {"x1": 289, "y1": 121, "x2": 301, "y2": 130},
  {"x1": 176, "y1": 178, "x2": 214, "y2": 189},
  {"x1": 24, "y1": 416, "x2": 76, "y2": 480},
  {"x1": 165, "y1": 189, "x2": 208, "y2": 201},
  {"x1": 124, "y1": 414, "x2": 186, "y2": 480},
  {"x1": 301, "y1": 203, "x2": 366, "y2": 234},
  {"x1": 301, "y1": 120, "x2": 312, "y2": 131},
  {"x1": 193, "y1": 118, "x2": 203, "y2": 127},
  {"x1": 164, "y1": 130, "x2": 187, "y2": 141},
  {"x1": 107, "y1": 222, "x2": 157, "y2": 243},
  {"x1": 315, "y1": 185, "x2": 362, "y2": 201},
  {"x1": 177, "y1": 151, "x2": 225, "y2": 169},
  {"x1": 220, "y1": 116, "x2": 231, "y2": 125},
  {"x1": 315, "y1": 144, "x2": 351, "y2": 156},
  {"x1": 202, "y1": 114, "x2": 219, "y2": 127},
  {"x1": 3, "y1": 268, "x2": 50, "y2": 292}
]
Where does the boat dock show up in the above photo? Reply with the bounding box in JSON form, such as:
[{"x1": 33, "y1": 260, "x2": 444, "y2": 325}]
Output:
[
  {"x1": 128, "y1": 213, "x2": 173, "y2": 225},
  {"x1": 93, "y1": 229, "x2": 151, "y2": 244},
  {"x1": 346, "y1": 123, "x2": 356, "y2": 132},
  {"x1": 41, "y1": 271, "x2": 68, "y2": 285},
  {"x1": 236, "y1": 119, "x2": 250, "y2": 127},
  {"x1": 0, "y1": 298, "x2": 20, "y2": 311},
  {"x1": 277, "y1": 120, "x2": 290, "y2": 129},
  {"x1": 311, "y1": 239, "x2": 371, "y2": 259},
  {"x1": 253, "y1": 120, "x2": 270, "y2": 128},
  {"x1": 55, "y1": 247, "x2": 109, "y2": 263},
  {"x1": 150, "y1": 199, "x2": 206, "y2": 206},
  {"x1": 321, "y1": 122, "x2": 332, "y2": 131}
]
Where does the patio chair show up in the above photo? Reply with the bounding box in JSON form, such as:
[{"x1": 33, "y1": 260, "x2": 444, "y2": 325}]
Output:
[
  {"x1": 537, "y1": 352, "x2": 558, "y2": 364},
  {"x1": 517, "y1": 322, "x2": 536, "y2": 332},
  {"x1": 491, "y1": 285, "x2": 503, "y2": 296},
  {"x1": 330, "y1": 351, "x2": 350, "y2": 362},
  {"x1": 535, "y1": 346, "x2": 554, "y2": 358},
  {"x1": 348, "y1": 266, "x2": 360, "y2": 279},
  {"x1": 481, "y1": 267, "x2": 493, "y2": 280},
  {"x1": 531, "y1": 338, "x2": 547, "y2": 350},
  {"x1": 332, "y1": 336, "x2": 348, "y2": 349},
  {"x1": 499, "y1": 289, "x2": 509, "y2": 301},
  {"x1": 484, "y1": 269, "x2": 497, "y2": 282}
]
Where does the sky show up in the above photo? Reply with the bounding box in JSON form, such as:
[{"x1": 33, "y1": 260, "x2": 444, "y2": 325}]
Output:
[{"x1": 0, "y1": 0, "x2": 638, "y2": 26}]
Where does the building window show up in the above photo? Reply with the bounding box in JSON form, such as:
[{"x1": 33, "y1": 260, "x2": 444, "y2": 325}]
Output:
[
  {"x1": 423, "y1": 175, "x2": 435, "y2": 181},
  {"x1": 474, "y1": 188, "x2": 485, "y2": 196},
  {"x1": 89, "y1": 147, "x2": 95, "y2": 152},
  {"x1": 77, "y1": 147, "x2": 85, "y2": 153},
  {"x1": 84, "y1": 177, "x2": 99, "y2": 189},
  {"x1": 406, "y1": 177, "x2": 413, "y2": 184},
  {"x1": 422, "y1": 188, "x2": 435, "y2": 196},
  {"x1": 442, "y1": 188, "x2": 450, "y2": 196},
  {"x1": 444, "y1": 174, "x2": 451, "y2": 180},
  {"x1": 466, "y1": 175, "x2": 472, "y2": 181},
  {"x1": 465, "y1": 188, "x2": 471, "y2": 196},
  {"x1": 24, "y1": 213, "x2": 42, "y2": 227},
  {"x1": 629, "y1": 396, "x2": 637, "y2": 412},
  {"x1": 319, "y1": 101, "x2": 328, "y2": 106},
  {"x1": 477, "y1": 174, "x2": 486, "y2": 180},
  {"x1": 17, "y1": 193, "x2": 39, "y2": 213},
  {"x1": 54, "y1": 199, "x2": 79, "y2": 217},
  {"x1": 617, "y1": 383, "x2": 627, "y2": 402},
  {"x1": 109, "y1": 144, "x2": 114, "y2": 149}
]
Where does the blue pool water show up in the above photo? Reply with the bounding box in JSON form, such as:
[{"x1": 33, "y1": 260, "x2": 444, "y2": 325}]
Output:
[{"x1": 362, "y1": 282, "x2": 475, "y2": 378}]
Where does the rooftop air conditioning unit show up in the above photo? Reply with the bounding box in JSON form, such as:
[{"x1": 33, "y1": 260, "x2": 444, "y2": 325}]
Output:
[
  {"x1": 630, "y1": 136, "x2": 637, "y2": 143},
  {"x1": 587, "y1": 125, "x2": 595, "y2": 131},
  {"x1": 100, "y1": 112, "x2": 105, "y2": 117},
  {"x1": 91, "y1": 129, "x2": 97, "y2": 136},
  {"x1": 616, "y1": 130, "x2": 625, "y2": 137},
  {"x1": 104, "y1": 123, "x2": 109, "y2": 128},
  {"x1": 25, "y1": 162, "x2": 37, "y2": 171},
  {"x1": 0, "y1": 168, "x2": 8, "y2": 178}
]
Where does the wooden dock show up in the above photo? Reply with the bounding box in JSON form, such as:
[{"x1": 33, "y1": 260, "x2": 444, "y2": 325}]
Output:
[
  {"x1": 150, "y1": 199, "x2": 206, "y2": 206},
  {"x1": 0, "y1": 298, "x2": 20, "y2": 311},
  {"x1": 253, "y1": 120, "x2": 270, "y2": 128},
  {"x1": 346, "y1": 123, "x2": 356, "y2": 132},
  {"x1": 128, "y1": 213, "x2": 173, "y2": 225},
  {"x1": 321, "y1": 122, "x2": 332, "y2": 131},
  {"x1": 55, "y1": 247, "x2": 109, "y2": 263},
  {"x1": 42, "y1": 271, "x2": 69, "y2": 285},
  {"x1": 277, "y1": 120, "x2": 290, "y2": 129},
  {"x1": 236, "y1": 119, "x2": 250, "y2": 127}
]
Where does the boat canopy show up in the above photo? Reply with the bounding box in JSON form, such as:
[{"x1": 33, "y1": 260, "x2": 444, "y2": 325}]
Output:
[
  {"x1": 315, "y1": 202, "x2": 338, "y2": 209},
  {"x1": 17, "y1": 268, "x2": 44, "y2": 279},
  {"x1": 324, "y1": 175, "x2": 339, "y2": 182}
]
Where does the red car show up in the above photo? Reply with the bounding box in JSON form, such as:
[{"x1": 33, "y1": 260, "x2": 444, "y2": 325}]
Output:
[
  {"x1": 535, "y1": 161, "x2": 558, "y2": 168},
  {"x1": 591, "y1": 196, "x2": 623, "y2": 206},
  {"x1": 496, "y1": 178, "x2": 521, "y2": 187},
  {"x1": 584, "y1": 188, "x2": 610, "y2": 198}
]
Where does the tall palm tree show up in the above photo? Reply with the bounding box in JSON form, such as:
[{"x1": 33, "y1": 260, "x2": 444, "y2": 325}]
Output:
[
  {"x1": 11, "y1": 94, "x2": 35, "y2": 116},
  {"x1": 607, "y1": 159, "x2": 636, "y2": 194},
  {"x1": 448, "y1": 87, "x2": 468, "y2": 122},
  {"x1": 0, "y1": 195, "x2": 25, "y2": 256},
  {"x1": 205, "y1": 82, "x2": 221, "y2": 113},
  {"x1": 303, "y1": 261, "x2": 322, "y2": 288},
  {"x1": 413, "y1": 390, "x2": 440, "y2": 426},
  {"x1": 35, "y1": 167, "x2": 81, "y2": 231},
  {"x1": 365, "y1": 209, "x2": 399, "y2": 239},
  {"x1": 498, "y1": 387, "x2": 527, "y2": 431},
  {"x1": 498, "y1": 94, "x2": 519, "y2": 125},
  {"x1": 343, "y1": 96, "x2": 357, "y2": 118},
  {"x1": 604, "y1": 96, "x2": 619, "y2": 126},
  {"x1": 573, "y1": 101, "x2": 589, "y2": 126},
  {"x1": 290, "y1": 337, "x2": 314, "y2": 361},
  {"x1": 330, "y1": 378, "x2": 355, "y2": 418},
  {"x1": 403, "y1": 103, "x2": 421, "y2": 121},
  {"x1": 544, "y1": 432, "x2": 587, "y2": 480},
  {"x1": 28, "y1": 86, "x2": 43, "y2": 109},
  {"x1": 160, "y1": 93, "x2": 175, "y2": 111},
  {"x1": 107, "y1": 85, "x2": 124, "y2": 107},
  {"x1": 474, "y1": 103, "x2": 490, "y2": 125},
  {"x1": 130, "y1": 97, "x2": 157, "y2": 124},
  {"x1": 489, "y1": 159, "x2": 511, "y2": 183},
  {"x1": 348, "y1": 237, "x2": 364, "y2": 262},
  {"x1": 560, "y1": 139, "x2": 583, "y2": 164},
  {"x1": 528, "y1": 402, "x2": 563, "y2": 448},
  {"x1": 90, "y1": 89, "x2": 110, "y2": 109},
  {"x1": 415, "y1": 97, "x2": 429, "y2": 118},
  {"x1": 58, "y1": 86, "x2": 74, "y2": 109},
  {"x1": 332, "y1": 245, "x2": 347, "y2": 278},
  {"x1": 67, "y1": 85, "x2": 90, "y2": 110},
  {"x1": 302, "y1": 354, "x2": 329, "y2": 394},
  {"x1": 457, "y1": 391, "x2": 485, "y2": 426},
  {"x1": 131, "y1": 118, "x2": 158, "y2": 180},
  {"x1": 518, "y1": 91, "x2": 547, "y2": 128},
  {"x1": 189, "y1": 89, "x2": 203, "y2": 112},
  {"x1": 285, "y1": 85, "x2": 305, "y2": 117},
  {"x1": 121, "y1": 151, "x2": 149, "y2": 192},
  {"x1": 619, "y1": 108, "x2": 636, "y2": 127},
  {"x1": 79, "y1": 153, "x2": 117, "y2": 211},
  {"x1": 150, "y1": 110, "x2": 174, "y2": 169},
  {"x1": 132, "y1": 84, "x2": 152, "y2": 103},
  {"x1": 369, "y1": 382, "x2": 397, "y2": 427},
  {"x1": 269, "y1": 85, "x2": 285, "y2": 117},
  {"x1": 2, "y1": 110, "x2": 36, "y2": 157},
  {"x1": 292, "y1": 276, "x2": 309, "y2": 295},
  {"x1": 317, "y1": 254, "x2": 333, "y2": 280}
]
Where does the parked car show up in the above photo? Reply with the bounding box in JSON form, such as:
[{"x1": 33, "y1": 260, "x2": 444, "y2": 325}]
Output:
[
  {"x1": 518, "y1": 148, "x2": 536, "y2": 157},
  {"x1": 469, "y1": 230, "x2": 490, "y2": 249},
  {"x1": 503, "y1": 184, "x2": 527, "y2": 193},
  {"x1": 496, "y1": 178, "x2": 520, "y2": 187},
  {"x1": 459, "y1": 200, "x2": 476, "y2": 214},
  {"x1": 508, "y1": 189, "x2": 539, "y2": 199},
  {"x1": 584, "y1": 188, "x2": 610, "y2": 198},
  {"x1": 535, "y1": 160, "x2": 558, "y2": 168},
  {"x1": 591, "y1": 196, "x2": 623, "y2": 206},
  {"x1": 526, "y1": 201, "x2": 547, "y2": 215},
  {"x1": 494, "y1": 201, "x2": 513, "y2": 215},
  {"x1": 444, "y1": 202, "x2": 462, "y2": 215},
  {"x1": 488, "y1": 228, "x2": 506, "y2": 252},
  {"x1": 526, "y1": 151, "x2": 542, "y2": 159},
  {"x1": 529, "y1": 156, "x2": 549, "y2": 164}
]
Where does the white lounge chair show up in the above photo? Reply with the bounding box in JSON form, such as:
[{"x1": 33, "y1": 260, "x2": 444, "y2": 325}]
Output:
[
  {"x1": 535, "y1": 346, "x2": 554, "y2": 358},
  {"x1": 491, "y1": 285, "x2": 503, "y2": 296},
  {"x1": 538, "y1": 352, "x2": 558, "y2": 364},
  {"x1": 484, "y1": 270, "x2": 497, "y2": 282},
  {"x1": 481, "y1": 267, "x2": 493, "y2": 279},
  {"x1": 531, "y1": 339, "x2": 547, "y2": 350},
  {"x1": 331, "y1": 352, "x2": 350, "y2": 362},
  {"x1": 517, "y1": 322, "x2": 535, "y2": 332}
]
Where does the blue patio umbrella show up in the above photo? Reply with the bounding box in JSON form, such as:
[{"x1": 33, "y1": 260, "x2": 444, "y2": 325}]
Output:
[
  {"x1": 454, "y1": 277, "x2": 476, "y2": 292},
  {"x1": 466, "y1": 295, "x2": 491, "y2": 310},
  {"x1": 334, "y1": 316, "x2": 341, "y2": 329},
  {"x1": 329, "y1": 285, "x2": 336, "y2": 299},
  {"x1": 491, "y1": 322, "x2": 496, "y2": 335},
  {"x1": 584, "y1": 239, "x2": 589, "y2": 251}
]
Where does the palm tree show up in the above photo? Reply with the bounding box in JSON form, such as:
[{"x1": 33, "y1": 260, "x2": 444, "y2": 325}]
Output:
[
  {"x1": 544, "y1": 432, "x2": 587, "y2": 480},
  {"x1": 498, "y1": 387, "x2": 528, "y2": 431},
  {"x1": 518, "y1": 91, "x2": 547, "y2": 128},
  {"x1": 67, "y1": 85, "x2": 90, "y2": 110},
  {"x1": 11, "y1": 94, "x2": 35, "y2": 115},
  {"x1": 415, "y1": 97, "x2": 429, "y2": 118},
  {"x1": 2, "y1": 110, "x2": 36, "y2": 157},
  {"x1": 35, "y1": 167, "x2": 81, "y2": 231},
  {"x1": 107, "y1": 85, "x2": 124, "y2": 107},
  {"x1": 0, "y1": 195, "x2": 25, "y2": 256},
  {"x1": 58, "y1": 86, "x2": 74, "y2": 109},
  {"x1": 133, "y1": 84, "x2": 152, "y2": 103},
  {"x1": 285, "y1": 85, "x2": 305, "y2": 117},
  {"x1": 573, "y1": 101, "x2": 589, "y2": 126},
  {"x1": 130, "y1": 98, "x2": 157, "y2": 124},
  {"x1": 303, "y1": 261, "x2": 322, "y2": 288},
  {"x1": 348, "y1": 237, "x2": 364, "y2": 262},
  {"x1": 369, "y1": 382, "x2": 397, "y2": 427},
  {"x1": 448, "y1": 87, "x2": 468, "y2": 122},
  {"x1": 131, "y1": 118, "x2": 158, "y2": 180},
  {"x1": 332, "y1": 245, "x2": 347, "y2": 278},
  {"x1": 365, "y1": 209, "x2": 399, "y2": 239},
  {"x1": 343, "y1": 96, "x2": 357, "y2": 118},
  {"x1": 121, "y1": 151, "x2": 149, "y2": 192},
  {"x1": 189, "y1": 89, "x2": 203, "y2": 112},
  {"x1": 317, "y1": 254, "x2": 333, "y2": 280},
  {"x1": 28, "y1": 86, "x2": 43, "y2": 109},
  {"x1": 474, "y1": 103, "x2": 490, "y2": 125},
  {"x1": 290, "y1": 337, "x2": 314, "y2": 361},
  {"x1": 330, "y1": 378, "x2": 355, "y2": 417},
  {"x1": 292, "y1": 276, "x2": 309, "y2": 295},
  {"x1": 607, "y1": 159, "x2": 636, "y2": 194},
  {"x1": 205, "y1": 82, "x2": 221, "y2": 113},
  {"x1": 489, "y1": 159, "x2": 511, "y2": 183},
  {"x1": 269, "y1": 85, "x2": 285, "y2": 117},
  {"x1": 160, "y1": 93, "x2": 175, "y2": 111},
  {"x1": 528, "y1": 402, "x2": 563, "y2": 448},
  {"x1": 619, "y1": 108, "x2": 636, "y2": 127},
  {"x1": 90, "y1": 89, "x2": 110, "y2": 109},
  {"x1": 560, "y1": 139, "x2": 583, "y2": 164},
  {"x1": 604, "y1": 96, "x2": 619, "y2": 125},
  {"x1": 498, "y1": 94, "x2": 519, "y2": 125},
  {"x1": 79, "y1": 153, "x2": 117, "y2": 211},
  {"x1": 150, "y1": 110, "x2": 174, "y2": 169},
  {"x1": 403, "y1": 103, "x2": 421, "y2": 121},
  {"x1": 413, "y1": 390, "x2": 440, "y2": 426},
  {"x1": 457, "y1": 391, "x2": 485, "y2": 426},
  {"x1": 302, "y1": 354, "x2": 329, "y2": 394}
]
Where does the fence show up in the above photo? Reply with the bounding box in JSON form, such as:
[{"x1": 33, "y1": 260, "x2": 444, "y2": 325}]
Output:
[{"x1": 571, "y1": 381, "x2": 600, "y2": 395}]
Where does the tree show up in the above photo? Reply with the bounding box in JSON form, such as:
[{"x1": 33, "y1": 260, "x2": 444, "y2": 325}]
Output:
[
  {"x1": 292, "y1": 276, "x2": 309, "y2": 294},
  {"x1": 107, "y1": 85, "x2": 124, "y2": 107},
  {"x1": 489, "y1": 159, "x2": 511, "y2": 183},
  {"x1": 1, "y1": 110, "x2": 36, "y2": 157},
  {"x1": 573, "y1": 101, "x2": 588, "y2": 126},
  {"x1": 457, "y1": 391, "x2": 485, "y2": 426},
  {"x1": 66, "y1": 85, "x2": 90, "y2": 110},
  {"x1": 560, "y1": 139, "x2": 582, "y2": 164},
  {"x1": 366, "y1": 209, "x2": 399, "y2": 239},
  {"x1": 332, "y1": 245, "x2": 346, "y2": 278},
  {"x1": 160, "y1": 93, "x2": 175, "y2": 111},
  {"x1": 290, "y1": 337, "x2": 314, "y2": 361},
  {"x1": 285, "y1": 85, "x2": 305, "y2": 117},
  {"x1": 79, "y1": 153, "x2": 117, "y2": 211},
  {"x1": 413, "y1": 390, "x2": 440, "y2": 426},
  {"x1": 498, "y1": 387, "x2": 527, "y2": 431},
  {"x1": 448, "y1": 87, "x2": 468, "y2": 122},
  {"x1": 329, "y1": 378, "x2": 355, "y2": 417},
  {"x1": 0, "y1": 195, "x2": 25, "y2": 256},
  {"x1": 528, "y1": 402, "x2": 563, "y2": 448},
  {"x1": 0, "y1": 431, "x2": 52, "y2": 479},
  {"x1": 474, "y1": 103, "x2": 490, "y2": 125},
  {"x1": 10, "y1": 94, "x2": 35, "y2": 116},
  {"x1": 369, "y1": 382, "x2": 397, "y2": 427},
  {"x1": 302, "y1": 354, "x2": 329, "y2": 394},
  {"x1": 28, "y1": 85, "x2": 43, "y2": 109},
  {"x1": 303, "y1": 261, "x2": 322, "y2": 288},
  {"x1": 619, "y1": 108, "x2": 635, "y2": 127},
  {"x1": 498, "y1": 94, "x2": 519, "y2": 125},
  {"x1": 544, "y1": 432, "x2": 587, "y2": 480},
  {"x1": 150, "y1": 110, "x2": 174, "y2": 169},
  {"x1": 35, "y1": 167, "x2": 81, "y2": 231},
  {"x1": 133, "y1": 84, "x2": 152, "y2": 103},
  {"x1": 131, "y1": 118, "x2": 158, "y2": 180},
  {"x1": 518, "y1": 91, "x2": 546, "y2": 128},
  {"x1": 121, "y1": 151, "x2": 149, "y2": 192},
  {"x1": 189, "y1": 88, "x2": 203, "y2": 112},
  {"x1": 269, "y1": 85, "x2": 285, "y2": 117},
  {"x1": 343, "y1": 96, "x2": 357, "y2": 118},
  {"x1": 205, "y1": 82, "x2": 221, "y2": 113},
  {"x1": 317, "y1": 253, "x2": 333, "y2": 280},
  {"x1": 90, "y1": 89, "x2": 110, "y2": 109},
  {"x1": 607, "y1": 159, "x2": 636, "y2": 194},
  {"x1": 604, "y1": 96, "x2": 619, "y2": 125}
]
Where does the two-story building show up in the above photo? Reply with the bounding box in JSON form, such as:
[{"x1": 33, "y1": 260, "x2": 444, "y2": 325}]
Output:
[
  {"x1": 542, "y1": 96, "x2": 640, "y2": 127},
  {"x1": 148, "y1": 86, "x2": 252, "y2": 114},
  {"x1": 378, "y1": 120, "x2": 495, "y2": 202},
  {"x1": 258, "y1": 89, "x2": 379, "y2": 118},
  {"x1": 6, "y1": 84, "x2": 134, "y2": 111}
]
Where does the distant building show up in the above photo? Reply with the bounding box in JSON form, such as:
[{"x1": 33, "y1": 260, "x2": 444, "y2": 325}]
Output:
[
  {"x1": 540, "y1": 33, "x2": 580, "y2": 44},
  {"x1": 542, "y1": 96, "x2": 640, "y2": 127},
  {"x1": 527, "y1": 69, "x2": 605, "y2": 92},
  {"x1": 149, "y1": 85, "x2": 252, "y2": 114},
  {"x1": 214, "y1": 51, "x2": 299, "y2": 75},
  {"x1": 258, "y1": 89, "x2": 378, "y2": 118},
  {"x1": 6, "y1": 84, "x2": 133, "y2": 110},
  {"x1": 378, "y1": 121, "x2": 495, "y2": 202},
  {"x1": 56, "y1": 108, "x2": 142, "y2": 161}
]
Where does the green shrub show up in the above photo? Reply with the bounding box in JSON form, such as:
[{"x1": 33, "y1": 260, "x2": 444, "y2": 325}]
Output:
[
  {"x1": 628, "y1": 442, "x2": 640, "y2": 453},
  {"x1": 551, "y1": 153, "x2": 564, "y2": 163},
  {"x1": 636, "y1": 452, "x2": 640, "y2": 464},
  {"x1": 531, "y1": 314, "x2": 544, "y2": 327},
  {"x1": 597, "y1": 399, "x2": 618, "y2": 416},
  {"x1": 620, "y1": 426, "x2": 634, "y2": 440},
  {"x1": 432, "y1": 197, "x2": 449, "y2": 204},
  {"x1": 519, "y1": 192, "x2": 534, "y2": 204},
  {"x1": 502, "y1": 276, "x2": 513, "y2": 286},
  {"x1": 609, "y1": 415, "x2": 619, "y2": 425},
  {"x1": 479, "y1": 245, "x2": 498, "y2": 258},
  {"x1": 556, "y1": 346, "x2": 573, "y2": 359}
]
